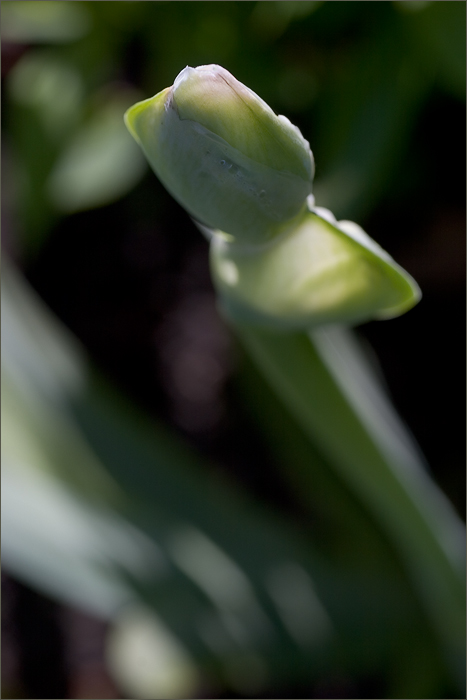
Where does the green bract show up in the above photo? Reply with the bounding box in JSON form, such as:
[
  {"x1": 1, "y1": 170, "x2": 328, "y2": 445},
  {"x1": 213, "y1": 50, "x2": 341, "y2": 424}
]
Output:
[
  {"x1": 124, "y1": 64, "x2": 314, "y2": 244},
  {"x1": 211, "y1": 206, "x2": 421, "y2": 329},
  {"x1": 125, "y1": 65, "x2": 421, "y2": 328}
]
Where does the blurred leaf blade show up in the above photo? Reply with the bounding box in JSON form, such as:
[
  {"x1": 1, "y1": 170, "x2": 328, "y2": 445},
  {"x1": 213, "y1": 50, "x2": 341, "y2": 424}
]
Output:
[
  {"x1": 404, "y1": 0, "x2": 466, "y2": 100},
  {"x1": 0, "y1": 262, "x2": 344, "y2": 695},
  {"x1": 46, "y1": 92, "x2": 148, "y2": 213},
  {"x1": 1, "y1": 1, "x2": 92, "y2": 44},
  {"x1": 3, "y1": 257, "x2": 463, "y2": 697},
  {"x1": 313, "y1": 24, "x2": 431, "y2": 220}
]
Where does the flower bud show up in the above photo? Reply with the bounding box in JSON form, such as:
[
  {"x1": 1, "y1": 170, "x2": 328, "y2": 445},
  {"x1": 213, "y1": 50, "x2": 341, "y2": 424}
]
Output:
[{"x1": 125, "y1": 65, "x2": 314, "y2": 244}]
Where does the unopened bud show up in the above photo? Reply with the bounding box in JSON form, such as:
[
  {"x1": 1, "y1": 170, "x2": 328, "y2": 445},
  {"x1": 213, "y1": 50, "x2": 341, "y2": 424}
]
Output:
[{"x1": 125, "y1": 64, "x2": 314, "y2": 244}]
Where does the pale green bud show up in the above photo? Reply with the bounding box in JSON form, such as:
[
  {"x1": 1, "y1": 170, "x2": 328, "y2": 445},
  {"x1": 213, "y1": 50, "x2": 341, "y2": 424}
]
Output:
[
  {"x1": 211, "y1": 208, "x2": 421, "y2": 330},
  {"x1": 124, "y1": 65, "x2": 314, "y2": 244}
]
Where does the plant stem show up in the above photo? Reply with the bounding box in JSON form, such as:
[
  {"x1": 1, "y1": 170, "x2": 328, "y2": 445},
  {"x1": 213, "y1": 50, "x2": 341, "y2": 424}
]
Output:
[{"x1": 235, "y1": 323, "x2": 465, "y2": 687}]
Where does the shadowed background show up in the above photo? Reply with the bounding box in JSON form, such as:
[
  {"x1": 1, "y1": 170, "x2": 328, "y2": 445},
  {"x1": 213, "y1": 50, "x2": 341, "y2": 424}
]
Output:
[{"x1": 2, "y1": 2, "x2": 465, "y2": 699}]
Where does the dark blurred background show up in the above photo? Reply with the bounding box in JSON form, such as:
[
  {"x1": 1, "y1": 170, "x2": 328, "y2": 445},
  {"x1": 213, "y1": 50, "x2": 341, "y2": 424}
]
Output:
[{"x1": 2, "y1": 2, "x2": 465, "y2": 699}]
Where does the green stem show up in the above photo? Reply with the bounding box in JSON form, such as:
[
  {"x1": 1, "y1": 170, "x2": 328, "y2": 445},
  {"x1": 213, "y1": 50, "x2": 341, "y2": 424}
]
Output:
[{"x1": 235, "y1": 323, "x2": 465, "y2": 686}]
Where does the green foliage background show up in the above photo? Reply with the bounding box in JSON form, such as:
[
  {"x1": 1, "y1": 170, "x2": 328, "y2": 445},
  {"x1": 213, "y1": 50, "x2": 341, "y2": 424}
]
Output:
[{"x1": 2, "y1": 2, "x2": 465, "y2": 699}]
